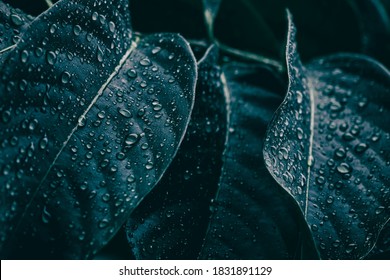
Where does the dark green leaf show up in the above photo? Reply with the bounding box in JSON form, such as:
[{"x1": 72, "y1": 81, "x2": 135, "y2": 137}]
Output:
[
  {"x1": 0, "y1": 0, "x2": 196, "y2": 259},
  {"x1": 199, "y1": 60, "x2": 316, "y2": 259},
  {"x1": 126, "y1": 45, "x2": 227, "y2": 259},
  {"x1": 263, "y1": 12, "x2": 390, "y2": 259},
  {"x1": 0, "y1": 0, "x2": 32, "y2": 57}
]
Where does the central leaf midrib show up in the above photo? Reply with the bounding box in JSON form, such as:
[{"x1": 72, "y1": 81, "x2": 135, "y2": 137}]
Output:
[
  {"x1": 304, "y1": 77, "x2": 316, "y2": 219},
  {"x1": 13, "y1": 38, "x2": 140, "y2": 234}
]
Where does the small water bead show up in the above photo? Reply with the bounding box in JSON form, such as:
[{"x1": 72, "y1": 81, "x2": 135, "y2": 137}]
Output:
[
  {"x1": 46, "y1": 51, "x2": 57, "y2": 65},
  {"x1": 11, "y1": 14, "x2": 24, "y2": 26},
  {"x1": 125, "y1": 133, "x2": 139, "y2": 146},
  {"x1": 20, "y1": 50, "x2": 29, "y2": 63},
  {"x1": 102, "y1": 193, "x2": 111, "y2": 202},
  {"x1": 100, "y1": 159, "x2": 109, "y2": 168},
  {"x1": 296, "y1": 127, "x2": 304, "y2": 140},
  {"x1": 296, "y1": 91, "x2": 303, "y2": 104},
  {"x1": 28, "y1": 119, "x2": 38, "y2": 131},
  {"x1": 127, "y1": 69, "x2": 137, "y2": 78},
  {"x1": 98, "y1": 219, "x2": 109, "y2": 229},
  {"x1": 73, "y1": 25, "x2": 82, "y2": 36},
  {"x1": 41, "y1": 206, "x2": 52, "y2": 224},
  {"x1": 336, "y1": 162, "x2": 352, "y2": 174},
  {"x1": 118, "y1": 108, "x2": 132, "y2": 118},
  {"x1": 354, "y1": 143, "x2": 368, "y2": 154},
  {"x1": 140, "y1": 58, "x2": 151, "y2": 66},
  {"x1": 145, "y1": 161, "x2": 154, "y2": 170},
  {"x1": 61, "y1": 71, "x2": 71, "y2": 84},
  {"x1": 97, "y1": 47, "x2": 104, "y2": 62},
  {"x1": 108, "y1": 21, "x2": 115, "y2": 33},
  {"x1": 2, "y1": 110, "x2": 11, "y2": 123},
  {"x1": 97, "y1": 111, "x2": 106, "y2": 119},
  {"x1": 334, "y1": 147, "x2": 346, "y2": 159},
  {"x1": 151, "y1": 46, "x2": 161, "y2": 54}
]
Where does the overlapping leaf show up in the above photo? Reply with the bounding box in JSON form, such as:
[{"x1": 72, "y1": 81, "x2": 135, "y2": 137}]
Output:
[
  {"x1": 199, "y1": 61, "x2": 316, "y2": 259},
  {"x1": 263, "y1": 12, "x2": 390, "y2": 259},
  {"x1": 126, "y1": 45, "x2": 226, "y2": 259},
  {"x1": 0, "y1": 0, "x2": 196, "y2": 259}
]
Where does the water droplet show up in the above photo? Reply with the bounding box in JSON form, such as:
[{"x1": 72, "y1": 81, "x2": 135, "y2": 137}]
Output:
[
  {"x1": 125, "y1": 133, "x2": 139, "y2": 146},
  {"x1": 97, "y1": 47, "x2": 104, "y2": 62},
  {"x1": 102, "y1": 193, "x2": 111, "y2": 202},
  {"x1": 375, "y1": 206, "x2": 385, "y2": 215},
  {"x1": 39, "y1": 135, "x2": 49, "y2": 149},
  {"x1": 297, "y1": 127, "x2": 304, "y2": 140},
  {"x1": 100, "y1": 159, "x2": 109, "y2": 168},
  {"x1": 28, "y1": 119, "x2": 38, "y2": 131},
  {"x1": 61, "y1": 71, "x2": 71, "y2": 84},
  {"x1": 46, "y1": 51, "x2": 57, "y2": 65},
  {"x1": 354, "y1": 143, "x2": 368, "y2": 154},
  {"x1": 11, "y1": 14, "x2": 24, "y2": 26},
  {"x1": 145, "y1": 161, "x2": 154, "y2": 170},
  {"x1": 118, "y1": 108, "x2": 132, "y2": 118},
  {"x1": 334, "y1": 147, "x2": 346, "y2": 159},
  {"x1": 78, "y1": 115, "x2": 86, "y2": 127},
  {"x1": 127, "y1": 69, "x2": 137, "y2": 78},
  {"x1": 296, "y1": 91, "x2": 303, "y2": 104},
  {"x1": 41, "y1": 206, "x2": 52, "y2": 224},
  {"x1": 140, "y1": 58, "x2": 151, "y2": 66},
  {"x1": 98, "y1": 219, "x2": 109, "y2": 228},
  {"x1": 108, "y1": 21, "x2": 116, "y2": 33},
  {"x1": 97, "y1": 111, "x2": 106, "y2": 119},
  {"x1": 336, "y1": 163, "x2": 352, "y2": 174},
  {"x1": 152, "y1": 46, "x2": 161, "y2": 54},
  {"x1": 73, "y1": 25, "x2": 82, "y2": 36},
  {"x1": 92, "y1": 12, "x2": 98, "y2": 21},
  {"x1": 49, "y1": 24, "x2": 57, "y2": 34},
  {"x1": 2, "y1": 110, "x2": 11, "y2": 123},
  {"x1": 20, "y1": 50, "x2": 29, "y2": 63}
]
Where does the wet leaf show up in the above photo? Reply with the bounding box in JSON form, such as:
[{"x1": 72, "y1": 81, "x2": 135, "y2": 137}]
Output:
[
  {"x1": 199, "y1": 60, "x2": 316, "y2": 259},
  {"x1": 126, "y1": 45, "x2": 227, "y2": 259},
  {"x1": 263, "y1": 12, "x2": 390, "y2": 259},
  {"x1": 0, "y1": 0, "x2": 32, "y2": 59},
  {"x1": 0, "y1": 0, "x2": 196, "y2": 259}
]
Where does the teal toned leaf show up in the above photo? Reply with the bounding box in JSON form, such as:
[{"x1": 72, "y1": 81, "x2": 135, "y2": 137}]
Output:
[
  {"x1": 263, "y1": 12, "x2": 390, "y2": 259},
  {"x1": 0, "y1": 0, "x2": 32, "y2": 57},
  {"x1": 0, "y1": 0, "x2": 196, "y2": 259},
  {"x1": 199, "y1": 61, "x2": 316, "y2": 259},
  {"x1": 126, "y1": 45, "x2": 227, "y2": 259}
]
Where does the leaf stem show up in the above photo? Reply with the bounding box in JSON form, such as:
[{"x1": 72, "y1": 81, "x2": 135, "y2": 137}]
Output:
[{"x1": 0, "y1": 44, "x2": 16, "y2": 55}]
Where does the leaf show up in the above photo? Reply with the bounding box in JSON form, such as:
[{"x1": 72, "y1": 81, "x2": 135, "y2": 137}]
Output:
[
  {"x1": 126, "y1": 45, "x2": 227, "y2": 259},
  {"x1": 263, "y1": 12, "x2": 390, "y2": 259},
  {"x1": 0, "y1": 0, "x2": 32, "y2": 56},
  {"x1": 202, "y1": 0, "x2": 222, "y2": 40},
  {"x1": 199, "y1": 60, "x2": 317, "y2": 259},
  {"x1": 0, "y1": 0, "x2": 197, "y2": 259}
]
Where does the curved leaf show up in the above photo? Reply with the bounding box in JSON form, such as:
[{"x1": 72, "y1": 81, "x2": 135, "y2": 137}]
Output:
[
  {"x1": 198, "y1": 60, "x2": 316, "y2": 259},
  {"x1": 126, "y1": 45, "x2": 227, "y2": 259},
  {"x1": 263, "y1": 12, "x2": 390, "y2": 259},
  {"x1": 0, "y1": 0, "x2": 197, "y2": 259}
]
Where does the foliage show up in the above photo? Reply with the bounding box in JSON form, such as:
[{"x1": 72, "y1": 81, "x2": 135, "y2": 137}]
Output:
[{"x1": 0, "y1": 0, "x2": 389, "y2": 260}]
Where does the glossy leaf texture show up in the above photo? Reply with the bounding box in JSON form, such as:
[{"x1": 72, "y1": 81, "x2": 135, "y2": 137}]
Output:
[
  {"x1": 263, "y1": 12, "x2": 390, "y2": 259},
  {"x1": 199, "y1": 61, "x2": 316, "y2": 259},
  {"x1": 0, "y1": 0, "x2": 32, "y2": 59},
  {"x1": 126, "y1": 45, "x2": 227, "y2": 259},
  {"x1": 0, "y1": 0, "x2": 197, "y2": 259}
]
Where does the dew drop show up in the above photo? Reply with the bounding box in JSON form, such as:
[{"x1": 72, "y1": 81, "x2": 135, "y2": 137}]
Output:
[
  {"x1": 118, "y1": 108, "x2": 132, "y2": 118},
  {"x1": 296, "y1": 91, "x2": 303, "y2": 104},
  {"x1": 354, "y1": 143, "x2": 368, "y2": 154},
  {"x1": 73, "y1": 25, "x2": 82, "y2": 36},
  {"x1": 151, "y1": 46, "x2": 161, "y2": 54},
  {"x1": 108, "y1": 21, "x2": 116, "y2": 33},
  {"x1": 11, "y1": 14, "x2": 24, "y2": 26},
  {"x1": 2, "y1": 110, "x2": 11, "y2": 123},
  {"x1": 145, "y1": 161, "x2": 154, "y2": 170},
  {"x1": 336, "y1": 162, "x2": 352, "y2": 174},
  {"x1": 41, "y1": 206, "x2": 52, "y2": 224},
  {"x1": 20, "y1": 50, "x2": 29, "y2": 63},
  {"x1": 61, "y1": 71, "x2": 71, "y2": 84},
  {"x1": 46, "y1": 51, "x2": 57, "y2": 65},
  {"x1": 127, "y1": 69, "x2": 137, "y2": 78},
  {"x1": 140, "y1": 58, "x2": 151, "y2": 66},
  {"x1": 125, "y1": 133, "x2": 139, "y2": 146},
  {"x1": 98, "y1": 219, "x2": 109, "y2": 229},
  {"x1": 39, "y1": 135, "x2": 49, "y2": 150}
]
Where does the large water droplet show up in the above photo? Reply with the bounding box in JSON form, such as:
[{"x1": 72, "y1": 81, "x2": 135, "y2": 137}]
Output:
[
  {"x1": 125, "y1": 133, "x2": 139, "y2": 146},
  {"x1": 336, "y1": 163, "x2": 352, "y2": 174},
  {"x1": 140, "y1": 58, "x2": 151, "y2": 66},
  {"x1": 46, "y1": 51, "x2": 57, "y2": 65},
  {"x1": 118, "y1": 108, "x2": 132, "y2": 118}
]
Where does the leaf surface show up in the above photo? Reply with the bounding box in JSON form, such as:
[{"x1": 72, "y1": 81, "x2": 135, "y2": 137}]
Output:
[
  {"x1": 263, "y1": 12, "x2": 390, "y2": 259},
  {"x1": 0, "y1": 0, "x2": 196, "y2": 259},
  {"x1": 198, "y1": 60, "x2": 315, "y2": 259},
  {"x1": 126, "y1": 45, "x2": 227, "y2": 259}
]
